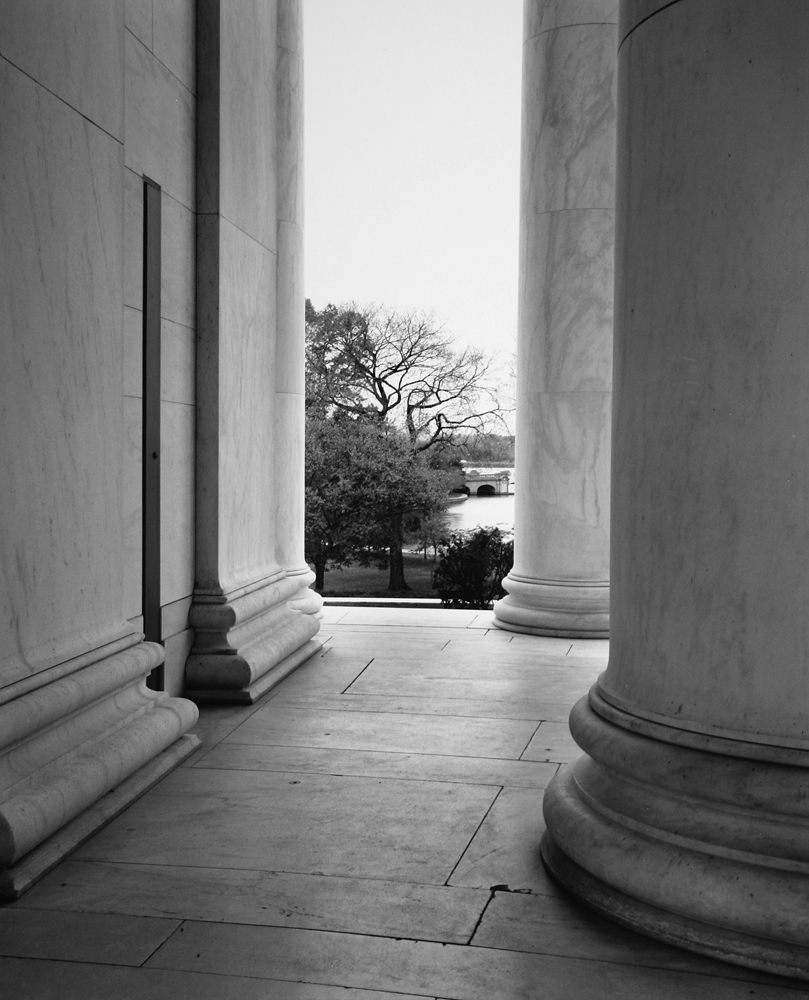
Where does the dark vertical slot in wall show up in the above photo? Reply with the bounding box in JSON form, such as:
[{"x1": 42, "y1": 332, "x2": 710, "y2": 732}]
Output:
[{"x1": 142, "y1": 177, "x2": 163, "y2": 689}]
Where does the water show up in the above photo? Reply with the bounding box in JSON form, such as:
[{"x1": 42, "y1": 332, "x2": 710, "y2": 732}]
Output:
[
  {"x1": 444, "y1": 465, "x2": 515, "y2": 533},
  {"x1": 444, "y1": 493, "x2": 515, "y2": 533}
]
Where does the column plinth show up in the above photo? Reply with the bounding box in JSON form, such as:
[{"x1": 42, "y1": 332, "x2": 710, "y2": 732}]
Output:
[
  {"x1": 542, "y1": 691, "x2": 809, "y2": 978},
  {"x1": 495, "y1": 576, "x2": 608, "y2": 637}
]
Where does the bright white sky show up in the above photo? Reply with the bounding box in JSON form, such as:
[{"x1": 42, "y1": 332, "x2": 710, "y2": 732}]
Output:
[{"x1": 303, "y1": 0, "x2": 523, "y2": 357}]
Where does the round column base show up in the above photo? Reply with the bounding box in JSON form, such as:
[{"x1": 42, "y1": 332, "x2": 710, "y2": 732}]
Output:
[
  {"x1": 542, "y1": 695, "x2": 809, "y2": 980},
  {"x1": 493, "y1": 574, "x2": 609, "y2": 637}
]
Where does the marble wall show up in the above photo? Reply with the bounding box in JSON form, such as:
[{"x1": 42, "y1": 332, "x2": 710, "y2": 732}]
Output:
[
  {"x1": 0, "y1": 0, "x2": 198, "y2": 897},
  {"x1": 1, "y1": 14, "x2": 129, "y2": 686}
]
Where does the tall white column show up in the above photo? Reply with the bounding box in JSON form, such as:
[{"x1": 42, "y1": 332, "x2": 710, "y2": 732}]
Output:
[
  {"x1": 543, "y1": 0, "x2": 809, "y2": 978},
  {"x1": 494, "y1": 0, "x2": 616, "y2": 637}
]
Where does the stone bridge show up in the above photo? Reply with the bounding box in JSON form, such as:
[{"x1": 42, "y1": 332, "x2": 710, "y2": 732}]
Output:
[{"x1": 458, "y1": 470, "x2": 512, "y2": 497}]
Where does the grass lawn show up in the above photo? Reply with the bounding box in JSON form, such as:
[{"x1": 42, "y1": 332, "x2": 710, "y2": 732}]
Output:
[{"x1": 318, "y1": 553, "x2": 440, "y2": 598}]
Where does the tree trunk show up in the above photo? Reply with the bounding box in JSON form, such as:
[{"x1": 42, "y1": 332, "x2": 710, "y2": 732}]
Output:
[
  {"x1": 314, "y1": 556, "x2": 326, "y2": 592},
  {"x1": 387, "y1": 514, "x2": 411, "y2": 592}
]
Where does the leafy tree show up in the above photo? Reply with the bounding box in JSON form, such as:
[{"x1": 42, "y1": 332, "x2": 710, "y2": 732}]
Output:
[
  {"x1": 433, "y1": 527, "x2": 514, "y2": 609},
  {"x1": 305, "y1": 416, "x2": 450, "y2": 592},
  {"x1": 305, "y1": 301, "x2": 507, "y2": 451}
]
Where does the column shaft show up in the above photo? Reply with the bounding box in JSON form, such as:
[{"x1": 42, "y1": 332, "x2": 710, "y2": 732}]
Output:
[
  {"x1": 494, "y1": 0, "x2": 617, "y2": 637},
  {"x1": 543, "y1": 0, "x2": 809, "y2": 977}
]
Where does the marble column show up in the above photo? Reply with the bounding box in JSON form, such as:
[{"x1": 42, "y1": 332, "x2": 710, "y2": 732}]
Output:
[
  {"x1": 275, "y1": 0, "x2": 322, "y2": 611},
  {"x1": 542, "y1": 0, "x2": 809, "y2": 978},
  {"x1": 186, "y1": 0, "x2": 321, "y2": 704},
  {"x1": 494, "y1": 0, "x2": 616, "y2": 638}
]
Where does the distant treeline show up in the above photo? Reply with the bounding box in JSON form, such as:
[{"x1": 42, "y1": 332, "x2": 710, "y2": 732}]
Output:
[{"x1": 457, "y1": 433, "x2": 515, "y2": 466}]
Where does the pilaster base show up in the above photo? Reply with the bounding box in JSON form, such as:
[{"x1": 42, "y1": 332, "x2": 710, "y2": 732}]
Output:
[
  {"x1": 0, "y1": 636, "x2": 199, "y2": 900},
  {"x1": 542, "y1": 692, "x2": 809, "y2": 980},
  {"x1": 493, "y1": 574, "x2": 609, "y2": 637},
  {"x1": 186, "y1": 571, "x2": 322, "y2": 703}
]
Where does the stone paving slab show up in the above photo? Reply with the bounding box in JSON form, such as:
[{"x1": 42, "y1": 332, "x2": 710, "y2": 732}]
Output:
[
  {"x1": 224, "y1": 705, "x2": 540, "y2": 758},
  {"x1": 521, "y1": 720, "x2": 584, "y2": 763},
  {"x1": 448, "y1": 787, "x2": 558, "y2": 894},
  {"x1": 16, "y1": 860, "x2": 488, "y2": 943},
  {"x1": 144, "y1": 921, "x2": 809, "y2": 999},
  {"x1": 195, "y1": 743, "x2": 560, "y2": 788},
  {"x1": 345, "y1": 661, "x2": 599, "y2": 704},
  {"x1": 268, "y1": 691, "x2": 575, "y2": 722},
  {"x1": 0, "y1": 958, "x2": 430, "y2": 1000},
  {"x1": 72, "y1": 767, "x2": 498, "y2": 884},
  {"x1": 0, "y1": 907, "x2": 179, "y2": 965}
]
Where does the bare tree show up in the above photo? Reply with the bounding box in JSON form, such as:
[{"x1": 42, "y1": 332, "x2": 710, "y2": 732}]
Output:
[{"x1": 306, "y1": 301, "x2": 508, "y2": 450}]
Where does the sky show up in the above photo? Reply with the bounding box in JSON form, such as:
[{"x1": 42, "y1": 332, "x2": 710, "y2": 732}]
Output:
[{"x1": 303, "y1": 0, "x2": 523, "y2": 358}]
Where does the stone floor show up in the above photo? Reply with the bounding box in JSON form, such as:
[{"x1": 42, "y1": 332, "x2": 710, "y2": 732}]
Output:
[{"x1": 3, "y1": 607, "x2": 809, "y2": 999}]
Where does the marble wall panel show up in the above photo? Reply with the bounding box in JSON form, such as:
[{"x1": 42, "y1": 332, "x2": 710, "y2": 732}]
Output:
[
  {"x1": 163, "y1": 628, "x2": 194, "y2": 697},
  {"x1": 512, "y1": 391, "x2": 610, "y2": 582},
  {"x1": 525, "y1": 0, "x2": 618, "y2": 40},
  {"x1": 161, "y1": 319, "x2": 195, "y2": 405},
  {"x1": 153, "y1": 0, "x2": 195, "y2": 94},
  {"x1": 123, "y1": 396, "x2": 143, "y2": 621},
  {"x1": 219, "y1": 0, "x2": 277, "y2": 251},
  {"x1": 161, "y1": 401, "x2": 195, "y2": 606},
  {"x1": 125, "y1": 149, "x2": 194, "y2": 330},
  {"x1": 215, "y1": 220, "x2": 279, "y2": 592},
  {"x1": 123, "y1": 168, "x2": 144, "y2": 311},
  {"x1": 1, "y1": 0, "x2": 124, "y2": 139},
  {"x1": 0, "y1": 60, "x2": 129, "y2": 684},
  {"x1": 123, "y1": 306, "x2": 143, "y2": 398},
  {"x1": 126, "y1": 0, "x2": 152, "y2": 48},
  {"x1": 518, "y1": 210, "x2": 613, "y2": 397},
  {"x1": 161, "y1": 596, "x2": 193, "y2": 641},
  {"x1": 125, "y1": 30, "x2": 194, "y2": 210},
  {"x1": 161, "y1": 192, "x2": 195, "y2": 329},
  {"x1": 521, "y1": 22, "x2": 617, "y2": 216}
]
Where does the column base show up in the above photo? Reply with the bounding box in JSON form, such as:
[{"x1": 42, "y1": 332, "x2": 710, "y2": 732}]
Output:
[
  {"x1": 0, "y1": 636, "x2": 199, "y2": 900},
  {"x1": 186, "y1": 571, "x2": 322, "y2": 703},
  {"x1": 493, "y1": 574, "x2": 609, "y2": 637},
  {"x1": 542, "y1": 692, "x2": 809, "y2": 980}
]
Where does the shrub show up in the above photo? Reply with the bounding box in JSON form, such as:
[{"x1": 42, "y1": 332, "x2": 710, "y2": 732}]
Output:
[{"x1": 433, "y1": 527, "x2": 513, "y2": 609}]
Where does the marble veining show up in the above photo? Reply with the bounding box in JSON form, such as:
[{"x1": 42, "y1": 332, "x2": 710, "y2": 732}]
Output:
[
  {"x1": 518, "y1": 209, "x2": 613, "y2": 395},
  {"x1": 521, "y1": 23, "x2": 617, "y2": 216}
]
